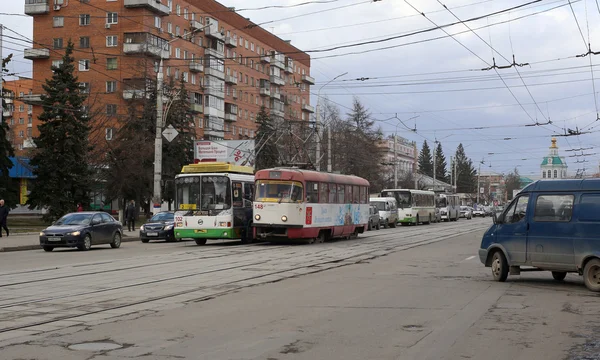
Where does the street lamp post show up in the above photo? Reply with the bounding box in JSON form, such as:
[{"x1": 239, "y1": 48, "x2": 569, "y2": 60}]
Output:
[
  {"x1": 315, "y1": 72, "x2": 347, "y2": 172},
  {"x1": 152, "y1": 24, "x2": 212, "y2": 215}
]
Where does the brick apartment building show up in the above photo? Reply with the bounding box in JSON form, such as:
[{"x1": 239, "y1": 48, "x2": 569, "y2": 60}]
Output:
[
  {"x1": 22, "y1": 0, "x2": 314, "y2": 148},
  {"x1": 2, "y1": 77, "x2": 35, "y2": 153}
]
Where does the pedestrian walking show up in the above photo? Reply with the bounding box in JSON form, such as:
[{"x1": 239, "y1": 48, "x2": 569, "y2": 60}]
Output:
[
  {"x1": 77, "y1": 203, "x2": 84, "y2": 212},
  {"x1": 125, "y1": 200, "x2": 137, "y2": 231},
  {"x1": 0, "y1": 199, "x2": 9, "y2": 237}
]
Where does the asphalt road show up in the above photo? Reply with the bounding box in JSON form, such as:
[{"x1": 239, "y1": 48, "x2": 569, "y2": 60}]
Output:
[{"x1": 0, "y1": 218, "x2": 598, "y2": 360}]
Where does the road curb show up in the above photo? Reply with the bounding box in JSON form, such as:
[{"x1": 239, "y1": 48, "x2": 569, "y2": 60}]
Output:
[{"x1": 0, "y1": 236, "x2": 141, "y2": 253}]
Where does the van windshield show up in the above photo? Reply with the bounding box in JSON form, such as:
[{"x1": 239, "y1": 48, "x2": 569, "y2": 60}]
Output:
[{"x1": 371, "y1": 202, "x2": 387, "y2": 211}]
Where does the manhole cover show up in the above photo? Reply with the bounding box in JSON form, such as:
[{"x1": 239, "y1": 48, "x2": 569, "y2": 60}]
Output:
[{"x1": 68, "y1": 342, "x2": 123, "y2": 351}]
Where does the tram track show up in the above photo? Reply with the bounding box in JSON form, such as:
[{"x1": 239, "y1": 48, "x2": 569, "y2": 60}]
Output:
[{"x1": 0, "y1": 221, "x2": 489, "y2": 335}]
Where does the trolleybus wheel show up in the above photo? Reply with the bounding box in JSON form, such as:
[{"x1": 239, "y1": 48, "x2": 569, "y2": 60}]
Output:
[
  {"x1": 195, "y1": 239, "x2": 207, "y2": 246},
  {"x1": 415, "y1": 216, "x2": 419, "y2": 226}
]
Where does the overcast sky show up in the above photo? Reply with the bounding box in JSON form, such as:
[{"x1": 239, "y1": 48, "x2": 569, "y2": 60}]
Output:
[{"x1": 3, "y1": 0, "x2": 600, "y2": 178}]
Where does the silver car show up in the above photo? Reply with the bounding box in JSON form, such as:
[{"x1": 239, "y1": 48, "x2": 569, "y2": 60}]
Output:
[{"x1": 460, "y1": 206, "x2": 473, "y2": 219}]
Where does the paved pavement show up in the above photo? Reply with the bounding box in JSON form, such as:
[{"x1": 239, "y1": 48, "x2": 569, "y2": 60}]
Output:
[
  {"x1": 0, "y1": 218, "x2": 598, "y2": 359},
  {"x1": 0, "y1": 230, "x2": 140, "y2": 252}
]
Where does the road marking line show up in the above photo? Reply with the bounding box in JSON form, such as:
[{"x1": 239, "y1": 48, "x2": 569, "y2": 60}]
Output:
[{"x1": 465, "y1": 255, "x2": 477, "y2": 261}]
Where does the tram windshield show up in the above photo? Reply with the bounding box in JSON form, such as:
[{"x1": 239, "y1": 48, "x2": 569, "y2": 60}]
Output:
[{"x1": 256, "y1": 180, "x2": 303, "y2": 203}]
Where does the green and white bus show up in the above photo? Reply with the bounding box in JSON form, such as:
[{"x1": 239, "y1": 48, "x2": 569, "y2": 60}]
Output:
[
  {"x1": 380, "y1": 189, "x2": 436, "y2": 225},
  {"x1": 173, "y1": 162, "x2": 255, "y2": 245}
]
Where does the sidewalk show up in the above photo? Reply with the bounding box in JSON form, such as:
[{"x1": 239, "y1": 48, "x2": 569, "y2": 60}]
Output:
[{"x1": 0, "y1": 230, "x2": 140, "y2": 252}]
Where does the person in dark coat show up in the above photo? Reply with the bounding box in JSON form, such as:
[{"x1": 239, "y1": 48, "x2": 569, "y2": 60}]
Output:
[
  {"x1": 125, "y1": 200, "x2": 137, "y2": 231},
  {"x1": 0, "y1": 199, "x2": 9, "y2": 237}
]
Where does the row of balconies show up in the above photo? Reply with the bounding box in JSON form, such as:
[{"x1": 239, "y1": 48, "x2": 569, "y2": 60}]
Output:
[{"x1": 25, "y1": 0, "x2": 169, "y2": 16}]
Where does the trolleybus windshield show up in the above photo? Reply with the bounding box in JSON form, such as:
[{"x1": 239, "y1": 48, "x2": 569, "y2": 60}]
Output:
[
  {"x1": 176, "y1": 176, "x2": 232, "y2": 213},
  {"x1": 381, "y1": 190, "x2": 411, "y2": 209},
  {"x1": 256, "y1": 180, "x2": 303, "y2": 203},
  {"x1": 436, "y1": 197, "x2": 447, "y2": 208}
]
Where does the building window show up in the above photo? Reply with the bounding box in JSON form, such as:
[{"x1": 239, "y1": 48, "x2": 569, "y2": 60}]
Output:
[
  {"x1": 51, "y1": 60, "x2": 63, "y2": 70},
  {"x1": 19, "y1": 105, "x2": 24, "y2": 112},
  {"x1": 53, "y1": 38, "x2": 63, "y2": 49},
  {"x1": 167, "y1": 22, "x2": 172, "y2": 34},
  {"x1": 176, "y1": 4, "x2": 180, "y2": 15},
  {"x1": 106, "y1": 104, "x2": 117, "y2": 116},
  {"x1": 168, "y1": 0, "x2": 172, "y2": 11},
  {"x1": 79, "y1": 59, "x2": 90, "y2": 71},
  {"x1": 79, "y1": 14, "x2": 91, "y2": 26},
  {"x1": 19, "y1": 117, "x2": 24, "y2": 124},
  {"x1": 19, "y1": 130, "x2": 24, "y2": 138},
  {"x1": 106, "y1": 58, "x2": 117, "y2": 70},
  {"x1": 184, "y1": 8, "x2": 188, "y2": 19},
  {"x1": 183, "y1": 50, "x2": 188, "y2": 59},
  {"x1": 154, "y1": 16, "x2": 162, "y2": 29},
  {"x1": 106, "y1": 35, "x2": 118, "y2": 47},
  {"x1": 182, "y1": 72, "x2": 188, "y2": 82},
  {"x1": 175, "y1": 26, "x2": 180, "y2": 37},
  {"x1": 251, "y1": 42, "x2": 254, "y2": 51},
  {"x1": 53, "y1": 16, "x2": 64, "y2": 27},
  {"x1": 26, "y1": 128, "x2": 32, "y2": 137},
  {"x1": 80, "y1": 36, "x2": 90, "y2": 49},
  {"x1": 554, "y1": 170, "x2": 558, "y2": 178},
  {"x1": 106, "y1": 12, "x2": 118, "y2": 24},
  {"x1": 106, "y1": 81, "x2": 117, "y2": 93},
  {"x1": 105, "y1": 128, "x2": 114, "y2": 141},
  {"x1": 28, "y1": 105, "x2": 32, "y2": 112},
  {"x1": 80, "y1": 82, "x2": 90, "y2": 94},
  {"x1": 175, "y1": 48, "x2": 181, "y2": 58}
]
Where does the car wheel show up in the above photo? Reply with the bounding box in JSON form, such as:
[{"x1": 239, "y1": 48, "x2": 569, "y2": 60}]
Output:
[
  {"x1": 376, "y1": 223, "x2": 380, "y2": 230},
  {"x1": 390, "y1": 220, "x2": 397, "y2": 228},
  {"x1": 141, "y1": 238, "x2": 150, "y2": 243},
  {"x1": 552, "y1": 271, "x2": 567, "y2": 281},
  {"x1": 195, "y1": 239, "x2": 207, "y2": 246},
  {"x1": 491, "y1": 251, "x2": 509, "y2": 282},
  {"x1": 110, "y1": 232, "x2": 121, "y2": 248},
  {"x1": 583, "y1": 258, "x2": 600, "y2": 292},
  {"x1": 78, "y1": 234, "x2": 92, "y2": 251},
  {"x1": 43, "y1": 246, "x2": 54, "y2": 252}
]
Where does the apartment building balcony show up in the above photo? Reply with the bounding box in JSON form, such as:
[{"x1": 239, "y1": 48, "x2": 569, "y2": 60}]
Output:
[
  {"x1": 260, "y1": 55, "x2": 271, "y2": 64},
  {"x1": 302, "y1": 104, "x2": 315, "y2": 113},
  {"x1": 23, "y1": 138, "x2": 36, "y2": 149},
  {"x1": 190, "y1": 20, "x2": 204, "y2": 31},
  {"x1": 205, "y1": 24, "x2": 224, "y2": 41},
  {"x1": 24, "y1": 0, "x2": 49, "y2": 15},
  {"x1": 224, "y1": 113, "x2": 237, "y2": 122},
  {"x1": 123, "y1": 33, "x2": 169, "y2": 59},
  {"x1": 204, "y1": 106, "x2": 224, "y2": 119},
  {"x1": 124, "y1": 0, "x2": 169, "y2": 16},
  {"x1": 204, "y1": 86, "x2": 224, "y2": 99},
  {"x1": 270, "y1": 92, "x2": 281, "y2": 100},
  {"x1": 271, "y1": 60, "x2": 285, "y2": 70},
  {"x1": 204, "y1": 67, "x2": 225, "y2": 80},
  {"x1": 190, "y1": 103, "x2": 203, "y2": 113},
  {"x1": 285, "y1": 64, "x2": 294, "y2": 74},
  {"x1": 122, "y1": 89, "x2": 150, "y2": 100},
  {"x1": 224, "y1": 37, "x2": 237, "y2": 48},
  {"x1": 21, "y1": 94, "x2": 43, "y2": 105},
  {"x1": 204, "y1": 47, "x2": 224, "y2": 59},
  {"x1": 123, "y1": 43, "x2": 168, "y2": 59},
  {"x1": 270, "y1": 108, "x2": 285, "y2": 118},
  {"x1": 4, "y1": 97, "x2": 14, "y2": 104},
  {"x1": 2, "y1": 109, "x2": 12, "y2": 118},
  {"x1": 27, "y1": 109, "x2": 33, "y2": 115},
  {"x1": 224, "y1": 75, "x2": 237, "y2": 85},
  {"x1": 302, "y1": 74, "x2": 316, "y2": 85},
  {"x1": 24, "y1": 48, "x2": 50, "y2": 60},
  {"x1": 259, "y1": 88, "x2": 270, "y2": 97},
  {"x1": 270, "y1": 75, "x2": 285, "y2": 86},
  {"x1": 189, "y1": 60, "x2": 203, "y2": 73}
]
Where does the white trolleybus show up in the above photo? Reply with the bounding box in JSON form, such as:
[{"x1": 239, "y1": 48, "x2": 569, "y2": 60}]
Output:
[
  {"x1": 436, "y1": 193, "x2": 460, "y2": 221},
  {"x1": 380, "y1": 189, "x2": 436, "y2": 225},
  {"x1": 253, "y1": 168, "x2": 370, "y2": 244},
  {"x1": 173, "y1": 162, "x2": 255, "y2": 245}
]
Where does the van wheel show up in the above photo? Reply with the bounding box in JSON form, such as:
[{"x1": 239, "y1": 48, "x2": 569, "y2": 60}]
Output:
[
  {"x1": 376, "y1": 223, "x2": 380, "y2": 230},
  {"x1": 195, "y1": 239, "x2": 207, "y2": 246},
  {"x1": 552, "y1": 271, "x2": 567, "y2": 281},
  {"x1": 491, "y1": 251, "x2": 509, "y2": 282},
  {"x1": 583, "y1": 258, "x2": 600, "y2": 292},
  {"x1": 390, "y1": 221, "x2": 397, "y2": 228}
]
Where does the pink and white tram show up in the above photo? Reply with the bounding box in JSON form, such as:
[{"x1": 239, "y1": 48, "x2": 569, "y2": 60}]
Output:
[{"x1": 253, "y1": 168, "x2": 371, "y2": 244}]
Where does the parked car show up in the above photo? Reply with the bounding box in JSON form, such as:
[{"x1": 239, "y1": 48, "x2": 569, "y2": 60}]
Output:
[
  {"x1": 140, "y1": 211, "x2": 176, "y2": 242},
  {"x1": 368, "y1": 205, "x2": 380, "y2": 231},
  {"x1": 39, "y1": 212, "x2": 123, "y2": 252},
  {"x1": 472, "y1": 207, "x2": 486, "y2": 217},
  {"x1": 460, "y1": 206, "x2": 473, "y2": 219}
]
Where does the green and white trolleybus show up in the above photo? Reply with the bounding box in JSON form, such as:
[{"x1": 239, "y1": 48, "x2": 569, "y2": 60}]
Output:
[
  {"x1": 173, "y1": 162, "x2": 255, "y2": 245},
  {"x1": 380, "y1": 189, "x2": 436, "y2": 225}
]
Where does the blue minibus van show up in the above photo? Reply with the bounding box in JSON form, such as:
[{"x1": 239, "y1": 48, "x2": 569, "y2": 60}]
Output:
[{"x1": 479, "y1": 179, "x2": 600, "y2": 292}]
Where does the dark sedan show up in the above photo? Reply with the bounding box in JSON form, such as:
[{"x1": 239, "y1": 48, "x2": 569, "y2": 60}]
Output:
[
  {"x1": 140, "y1": 211, "x2": 176, "y2": 243},
  {"x1": 40, "y1": 212, "x2": 123, "y2": 252}
]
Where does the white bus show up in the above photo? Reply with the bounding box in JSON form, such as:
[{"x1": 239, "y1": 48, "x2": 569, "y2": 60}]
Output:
[
  {"x1": 436, "y1": 193, "x2": 460, "y2": 221},
  {"x1": 380, "y1": 189, "x2": 436, "y2": 225},
  {"x1": 173, "y1": 162, "x2": 255, "y2": 245}
]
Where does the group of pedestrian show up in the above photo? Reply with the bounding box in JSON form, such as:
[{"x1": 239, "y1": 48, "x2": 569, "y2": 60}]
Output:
[{"x1": 0, "y1": 199, "x2": 9, "y2": 237}]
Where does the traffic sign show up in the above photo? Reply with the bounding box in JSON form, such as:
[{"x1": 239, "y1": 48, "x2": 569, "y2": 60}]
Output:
[{"x1": 162, "y1": 124, "x2": 179, "y2": 142}]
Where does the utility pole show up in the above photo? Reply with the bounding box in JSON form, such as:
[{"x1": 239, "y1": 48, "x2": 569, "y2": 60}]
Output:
[
  {"x1": 393, "y1": 134, "x2": 398, "y2": 188},
  {"x1": 454, "y1": 156, "x2": 458, "y2": 192},
  {"x1": 476, "y1": 160, "x2": 482, "y2": 204},
  {"x1": 433, "y1": 142, "x2": 436, "y2": 192},
  {"x1": 317, "y1": 71, "x2": 347, "y2": 172},
  {"x1": 449, "y1": 156, "x2": 453, "y2": 191}
]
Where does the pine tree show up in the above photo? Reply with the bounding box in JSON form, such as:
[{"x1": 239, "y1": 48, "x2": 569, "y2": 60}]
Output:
[
  {"x1": 255, "y1": 105, "x2": 279, "y2": 170},
  {"x1": 27, "y1": 41, "x2": 92, "y2": 221},
  {"x1": 0, "y1": 54, "x2": 19, "y2": 208},
  {"x1": 454, "y1": 143, "x2": 477, "y2": 193},
  {"x1": 418, "y1": 140, "x2": 433, "y2": 177},
  {"x1": 434, "y1": 141, "x2": 448, "y2": 183}
]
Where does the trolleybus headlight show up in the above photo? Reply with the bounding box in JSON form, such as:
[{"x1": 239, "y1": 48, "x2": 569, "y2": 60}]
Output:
[
  {"x1": 281, "y1": 215, "x2": 288, "y2": 222},
  {"x1": 255, "y1": 214, "x2": 261, "y2": 221}
]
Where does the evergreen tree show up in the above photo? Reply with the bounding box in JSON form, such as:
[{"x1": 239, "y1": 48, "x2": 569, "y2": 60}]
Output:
[
  {"x1": 454, "y1": 143, "x2": 477, "y2": 193},
  {"x1": 0, "y1": 54, "x2": 19, "y2": 208},
  {"x1": 434, "y1": 141, "x2": 448, "y2": 183},
  {"x1": 27, "y1": 41, "x2": 92, "y2": 220},
  {"x1": 418, "y1": 140, "x2": 433, "y2": 177},
  {"x1": 504, "y1": 167, "x2": 521, "y2": 201},
  {"x1": 255, "y1": 105, "x2": 279, "y2": 170}
]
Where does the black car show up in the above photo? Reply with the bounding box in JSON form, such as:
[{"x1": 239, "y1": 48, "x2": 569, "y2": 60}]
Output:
[
  {"x1": 140, "y1": 211, "x2": 176, "y2": 243},
  {"x1": 39, "y1": 212, "x2": 123, "y2": 252}
]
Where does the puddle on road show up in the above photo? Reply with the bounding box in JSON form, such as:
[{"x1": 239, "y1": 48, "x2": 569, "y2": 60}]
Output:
[{"x1": 68, "y1": 342, "x2": 123, "y2": 351}]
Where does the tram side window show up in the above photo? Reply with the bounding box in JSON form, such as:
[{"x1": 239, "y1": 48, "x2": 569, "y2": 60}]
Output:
[
  {"x1": 232, "y1": 182, "x2": 243, "y2": 207},
  {"x1": 353, "y1": 185, "x2": 360, "y2": 204},
  {"x1": 329, "y1": 183, "x2": 337, "y2": 203},
  {"x1": 243, "y1": 183, "x2": 254, "y2": 207},
  {"x1": 346, "y1": 185, "x2": 353, "y2": 203},
  {"x1": 306, "y1": 181, "x2": 319, "y2": 203},
  {"x1": 337, "y1": 184, "x2": 345, "y2": 204},
  {"x1": 360, "y1": 186, "x2": 367, "y2": 204},
  {"x1": 319, "y1": 183, "x2": 329, "y2": 204}
]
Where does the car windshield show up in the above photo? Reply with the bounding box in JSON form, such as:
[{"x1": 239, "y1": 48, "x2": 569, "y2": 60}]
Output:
[
  {"x1": 55, "y1": 213, "x2": 93, "y2": 225},
  {"x1": 460, "y1": 206, "x2": 469, "y2": 211},
  {"x1": 151, "y1": 212, "x2": 174, "y2": 222},
  {"x1": 370, "y1": 202, "x2": 387, "y2": 211}
]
